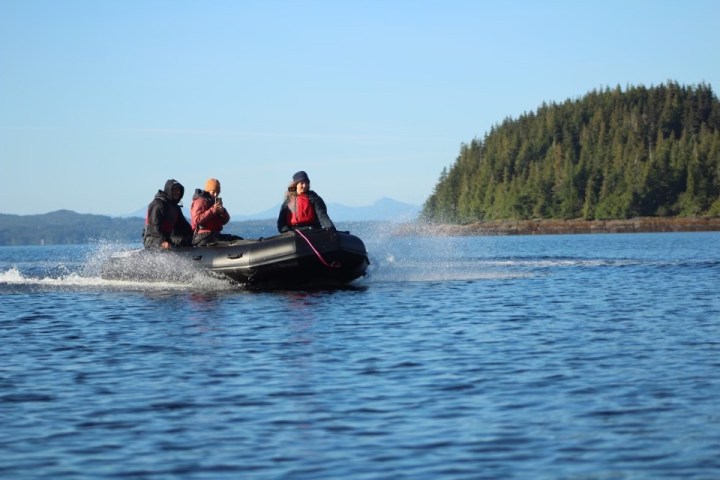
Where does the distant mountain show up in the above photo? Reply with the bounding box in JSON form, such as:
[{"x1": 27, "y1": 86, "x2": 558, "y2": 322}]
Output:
[
  {"x1": 0, "y1": 198, "x2": 421, "y2": 245},
  {"x1": 328, "y1": 198, "x2": 421, "y2": 223},
  {"x1": 126, "y1": 197, "x2": 420, "y2": 223}
]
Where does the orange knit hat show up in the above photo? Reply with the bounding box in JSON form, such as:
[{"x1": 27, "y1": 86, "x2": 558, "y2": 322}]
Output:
[{"x1": 205, "y1": 178, "x2": 221, "y2": 193}]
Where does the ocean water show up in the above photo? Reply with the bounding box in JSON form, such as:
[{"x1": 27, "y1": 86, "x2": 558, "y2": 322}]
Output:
[{"x1": 1, "y1": 227, "x2": 719, "y2": 479}]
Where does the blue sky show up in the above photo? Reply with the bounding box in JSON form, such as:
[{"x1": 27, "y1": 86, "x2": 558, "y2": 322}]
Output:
[{"x1": 1, "y1": 0, "x2": 718, "y2": 217}]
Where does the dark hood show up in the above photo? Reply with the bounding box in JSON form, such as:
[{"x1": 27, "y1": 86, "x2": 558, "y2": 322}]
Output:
[
  {"x1": 192, "y1": 188, "x2": 211, "y2": 201},
  {"x1": 160, "y1": 179, "x2": 184, "y2": 204}
]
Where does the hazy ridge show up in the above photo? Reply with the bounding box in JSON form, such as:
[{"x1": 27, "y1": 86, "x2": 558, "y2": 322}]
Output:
[{"x1": 0, "y1": 198, "x2": 420, "y2": 245}]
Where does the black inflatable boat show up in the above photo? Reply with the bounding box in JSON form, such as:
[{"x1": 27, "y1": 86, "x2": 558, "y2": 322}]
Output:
[{"x1": 101, "y1": 228, "x2": 370, "y2": 289}]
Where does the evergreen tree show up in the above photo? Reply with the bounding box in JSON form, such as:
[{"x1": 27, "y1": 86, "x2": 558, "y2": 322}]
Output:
[{"x1": 423, "y1": 81, "x2": 720, "y2": 223}]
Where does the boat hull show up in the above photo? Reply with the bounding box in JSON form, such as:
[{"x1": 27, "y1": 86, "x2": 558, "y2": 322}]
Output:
[{"x1": 101, "y1": 229, "x2": 369, "y2": 289}]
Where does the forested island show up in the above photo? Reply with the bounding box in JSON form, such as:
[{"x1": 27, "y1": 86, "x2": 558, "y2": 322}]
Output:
[{"x1": 422, "y1": 81, "x2": 720, "y2": 226}]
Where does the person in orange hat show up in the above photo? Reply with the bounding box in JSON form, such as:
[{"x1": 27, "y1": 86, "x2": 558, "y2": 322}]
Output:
[{"x1": 190, "y1": 178, "x2": 242, "y2": 246}]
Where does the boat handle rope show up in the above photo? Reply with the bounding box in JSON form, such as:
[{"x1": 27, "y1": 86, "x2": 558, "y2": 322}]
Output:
[{"x1": 294, "y1": 229, "x2": 341, "y2": 269}]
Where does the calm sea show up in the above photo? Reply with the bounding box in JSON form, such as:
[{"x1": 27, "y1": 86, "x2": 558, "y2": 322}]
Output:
[{"x1": 1, "y1": 226, "x2": 719, "y2": 479}]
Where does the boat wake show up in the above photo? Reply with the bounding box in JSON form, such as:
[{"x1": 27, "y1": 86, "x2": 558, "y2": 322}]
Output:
[
  {"x1": 357, "y1": 224, "x2": 643, "y2": 284},
  {"x1": 365, "y1": 250, "x2": 649, "y2": 283},
  {"x1": 364, "y1": 254, "x2": 532, "y2": 283}
]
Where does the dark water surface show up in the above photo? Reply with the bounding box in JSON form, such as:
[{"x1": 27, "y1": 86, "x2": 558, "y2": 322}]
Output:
[{"x1": 1, "y1": 230, "x2": 719, "y2": 479}]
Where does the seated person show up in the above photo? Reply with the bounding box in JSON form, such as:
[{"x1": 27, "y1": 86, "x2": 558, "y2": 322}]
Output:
[
  {"x1": 277, "y1": 170, "x2": 335, "y2": 233},
  {"x1": 191, "y1": 178, "x2": 243, "y2": 246},
  {"x1": 144, "y1": 179, "x2": 193, "y2": 249}
]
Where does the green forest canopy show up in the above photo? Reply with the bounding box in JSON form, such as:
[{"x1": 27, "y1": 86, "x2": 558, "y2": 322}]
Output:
[{"x1": 422, "y1": 81, "x2": 720, "y2": 223}]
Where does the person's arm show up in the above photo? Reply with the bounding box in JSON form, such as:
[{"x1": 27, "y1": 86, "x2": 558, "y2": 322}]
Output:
[
  {"x1": 310, "y1": 192, "x2": 335, "y2": 229},
  {"x1": 146, "y1": 201, "x2": 171, "y2": 243},
  {"x1": 277, "y1": 200, "x2": 290, "y2": 232},
  {"x1": 219, "y1": 206, "x2": 230, "y2": 225}
]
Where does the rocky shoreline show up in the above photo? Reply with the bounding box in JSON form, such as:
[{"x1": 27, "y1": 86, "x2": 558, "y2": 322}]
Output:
[{"x1": 394, "y1": 217, "x2": 720, "y2": 236}]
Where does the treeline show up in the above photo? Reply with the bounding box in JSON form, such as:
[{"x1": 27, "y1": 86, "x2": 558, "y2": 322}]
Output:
[
  {"x1": 0, "y1": 210, "x2": 144, "y2": 245},
  {"x1": 422, "y1": 81, "x2": 720, "y2": 222}
]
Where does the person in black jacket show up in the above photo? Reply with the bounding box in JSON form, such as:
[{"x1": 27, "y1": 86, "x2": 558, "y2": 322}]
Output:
[
  {"x1": 143, "y1": 179, "x2": 193, "y2": 249},
  {"x1": 277, "y1": 170, "x2": 335, "y2": 233}
]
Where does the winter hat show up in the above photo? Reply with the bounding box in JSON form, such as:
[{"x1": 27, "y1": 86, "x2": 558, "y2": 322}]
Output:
[
  {"x1": 205, "y1": 178, "x2": 221, "y2": 193},
  {"x1": 165, "y1": 179, "x2": 184, "y2": 198},
  {"x1": 292, "y1": 171, "x2": 310, "y2": 183}
]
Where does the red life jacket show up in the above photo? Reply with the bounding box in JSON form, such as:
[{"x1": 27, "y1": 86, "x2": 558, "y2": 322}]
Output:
[{"x1": 288, "y1": 193, "x2": 317, "y2": 226}]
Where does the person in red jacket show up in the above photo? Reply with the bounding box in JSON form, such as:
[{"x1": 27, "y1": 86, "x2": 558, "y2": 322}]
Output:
[
  {"x1": 191, "y1": 178, "x2": 242, "y2": 246},
  {"x1": 277, "y1": 170, "x2": 335, "y2": 233}
]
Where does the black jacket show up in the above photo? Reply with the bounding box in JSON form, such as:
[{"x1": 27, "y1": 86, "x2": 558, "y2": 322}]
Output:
[{"x1": 143, "y1": 179, "x2": 193, "y2": 248}]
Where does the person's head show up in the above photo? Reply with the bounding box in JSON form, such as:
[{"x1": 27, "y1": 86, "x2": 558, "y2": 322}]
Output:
[
  {"x1": 164, "y1": 179, "x2": 184, "y2": 203},
  {"x1": 289, "y1": 170, "x2": 310, "y2": 195},
  {"x1": 205, "y1": 178, "x2": 221, "y2": 198}
]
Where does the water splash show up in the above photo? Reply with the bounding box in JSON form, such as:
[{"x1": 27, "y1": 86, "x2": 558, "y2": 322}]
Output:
[
  {"x1": 347, "y1": 221, "x2": 529, "y2": 283},
  {"x1": 0, "y1": 241, "x2": 239, "y2": 292},
  {"x1": 346, "y1": 221, "x2": 645, "y2": 284}
]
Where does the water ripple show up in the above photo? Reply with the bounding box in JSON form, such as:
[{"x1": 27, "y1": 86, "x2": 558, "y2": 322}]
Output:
[{"x1": 1, "y1": 234, "x2": 719, "y2": 478}]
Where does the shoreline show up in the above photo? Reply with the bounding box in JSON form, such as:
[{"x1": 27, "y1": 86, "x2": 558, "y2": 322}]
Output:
[{"x1": 393, "y1": 217, "x2": 720, "y2": 236}]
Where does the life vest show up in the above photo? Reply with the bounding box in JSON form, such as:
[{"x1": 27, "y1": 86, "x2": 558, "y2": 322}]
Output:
[{"x1": 287, "y1": 193, "x2": 317, "y2": 226}]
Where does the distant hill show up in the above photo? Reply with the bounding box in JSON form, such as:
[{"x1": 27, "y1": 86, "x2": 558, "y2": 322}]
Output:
[
  {"x1": 0, "y1": 210, "x2": 144, "y2": 245},
  {"x1": 328, "y1": 198, "x2": 421, "y2": 222},
  {"x1": 0, "y1": 210, "x2": 275, "y2": 245},
  {"x1": 0, "y1": 198, "x2": 420, "y2": 245}
]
